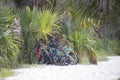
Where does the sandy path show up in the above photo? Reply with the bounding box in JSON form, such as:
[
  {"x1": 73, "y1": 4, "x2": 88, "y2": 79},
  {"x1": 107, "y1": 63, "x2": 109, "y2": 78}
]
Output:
[{"x1": 4, "y1": 56, "x2": 120, "y2": 80}]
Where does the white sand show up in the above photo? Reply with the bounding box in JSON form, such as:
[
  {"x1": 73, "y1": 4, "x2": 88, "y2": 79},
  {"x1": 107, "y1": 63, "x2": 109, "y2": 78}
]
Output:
[{"x1": 5, "y1": 56, "x2": 120, "y2": 80}]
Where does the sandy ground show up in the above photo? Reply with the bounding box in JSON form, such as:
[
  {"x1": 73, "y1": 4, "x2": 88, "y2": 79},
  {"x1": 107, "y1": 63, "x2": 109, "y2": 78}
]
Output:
[{"x1": 4, "y1": 56, "x2": 120, "y2": 80}]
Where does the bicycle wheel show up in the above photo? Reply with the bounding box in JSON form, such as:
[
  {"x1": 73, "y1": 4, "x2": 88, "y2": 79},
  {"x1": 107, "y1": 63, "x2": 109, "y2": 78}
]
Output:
[
  {"x1": 51, "y1": 51, "x2": 59, "y2": 65},
  {"x1": 59, "y1": 55, "x2": 69, "y2": 66},
  {"x1": 47, "y1": 48, "x2": 58, "y2": 64},
  {"x1": 39, "y1": 50, "x2": 45, "y2": 64},
  {"x1": 43, "y1": 51, "x2": 49, "y2": 64},
  {"x1": 30, "y1": 48, "x2": 38, "y2": 64},
  {"x1": 52, "y1": 49, "x2": 68, "y2": 66},
  {"x1": 68, "y1": 52, "x2": 78, "y2": 65}
]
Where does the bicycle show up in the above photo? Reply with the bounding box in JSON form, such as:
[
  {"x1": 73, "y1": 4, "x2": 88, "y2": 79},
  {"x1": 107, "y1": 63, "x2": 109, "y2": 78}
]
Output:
[
  {"x1": 47, "y1": 39, "x2": 69, "y2": 66},
  {"x1": 30, "y1": 38, "x2": 78, "y2": 65},
  {"x1": 30, "y1": 39, "x2": 49, "y2": 64},
  {"x1": 57, "y1": 45, "x2": 78, "y2": 65},
  {"x1": 51, "y1": 48, "x2": 69, "y2": 66}
]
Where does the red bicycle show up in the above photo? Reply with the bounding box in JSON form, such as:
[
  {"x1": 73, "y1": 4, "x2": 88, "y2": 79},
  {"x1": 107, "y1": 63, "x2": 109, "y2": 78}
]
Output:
[{"x1": 30, "y1": 39, "x2": 48, "y2": 64}]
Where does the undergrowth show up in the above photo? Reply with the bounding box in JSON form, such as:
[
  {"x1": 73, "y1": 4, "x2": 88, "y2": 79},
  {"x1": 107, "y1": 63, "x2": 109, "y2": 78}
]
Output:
[{"x1": 0, "y1": 68, "x2": 14, "y2": 78}]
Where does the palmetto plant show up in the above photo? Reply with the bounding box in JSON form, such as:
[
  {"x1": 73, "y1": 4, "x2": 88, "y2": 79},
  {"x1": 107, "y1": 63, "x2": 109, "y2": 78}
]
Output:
[
  {"x1": 69, "y1": 29, "x2": 97, "y2": 64},
  {"x1": 19, "y1": 7, "x2": 59, "y2": 62},
  {"x1": 59, "y1": 0, "x2": 120, "y2": 63},
  {"x1": 0, "y1": 5, "x2": 19, "y2": 68},
  {"x1": 31, "y1": 8, "x2": 58, "y2": 39},
  {"x1": 57, "y1": 0, "x2": 120, "y2": 38},
  {"x1": 20, "y1": 7, "x2": 58, "y2": 39}
]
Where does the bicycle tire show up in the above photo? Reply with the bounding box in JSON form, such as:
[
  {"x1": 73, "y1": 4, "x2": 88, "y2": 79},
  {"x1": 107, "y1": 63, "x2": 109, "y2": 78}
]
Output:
[
  {"x1": 30, "y1": 48, "x2": 46, "y2": 64},
  {"x1": 43, "y1": 51, "x2": 49, "y2": 64},
  {"x1": 68, "y1": 52, "x2": 78, "y2": 65},
  {"x1": 51, "y1": 51, "x2": 59, "y2": 65},
  {"x1": 30, "y1": 48, "x2": 38, "y2": 64},
  {"x1": 39, "y1": 50, "x2": 45, "y2": 64},
  {"x1": 59, "y1": 55, "x2": 69, "y2": 66},
  {"x1": 52, "y1": 49, "x2": 69, "y2": 66}
]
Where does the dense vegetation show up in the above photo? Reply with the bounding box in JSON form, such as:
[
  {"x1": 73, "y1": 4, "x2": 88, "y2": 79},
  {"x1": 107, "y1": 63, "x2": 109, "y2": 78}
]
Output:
[{"x1": 0, "y1": 0, "x2": 120, "y2": 68}]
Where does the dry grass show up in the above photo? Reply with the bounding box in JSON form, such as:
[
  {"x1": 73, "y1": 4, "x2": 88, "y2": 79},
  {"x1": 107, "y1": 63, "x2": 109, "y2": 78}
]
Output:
[{"x1": 0, "y1": 68, "x2": 14, "y2": 78}]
